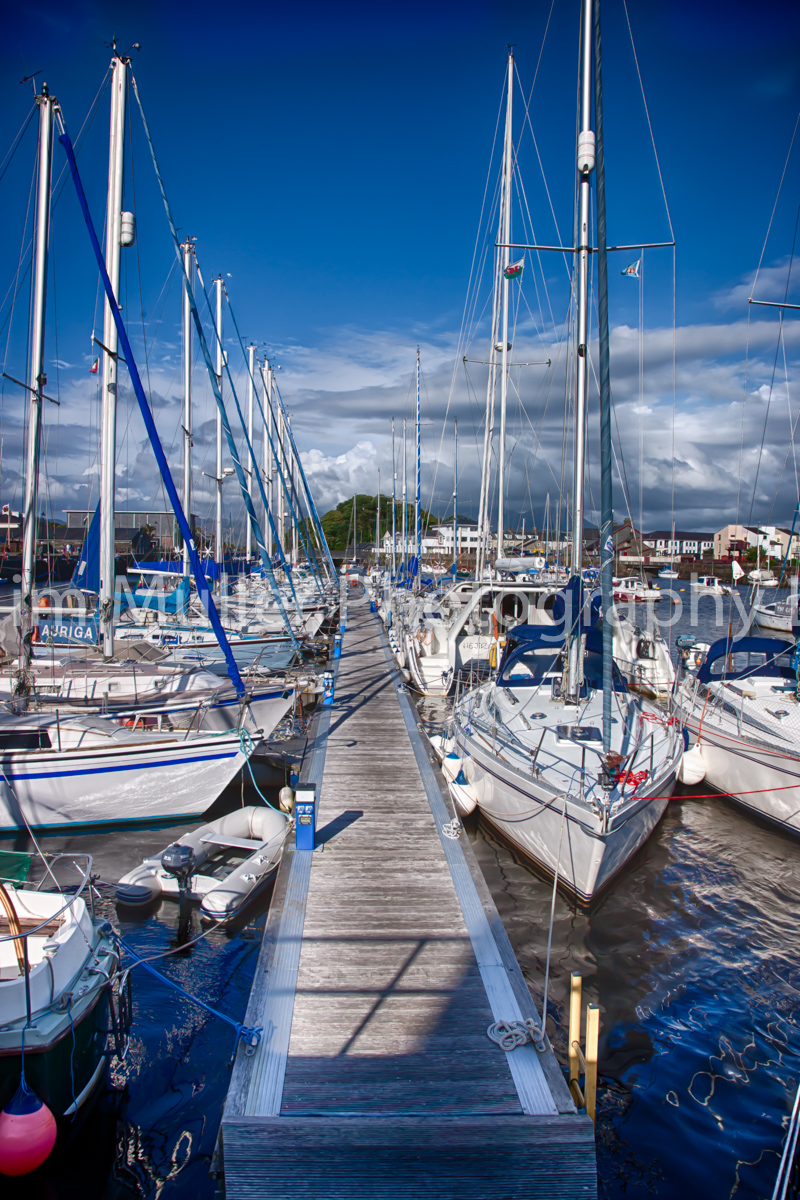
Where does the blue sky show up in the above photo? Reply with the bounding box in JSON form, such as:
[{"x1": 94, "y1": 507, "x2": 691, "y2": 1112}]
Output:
[{"x1": 1, "y1": 0, "x2": 800, "y2": 538}]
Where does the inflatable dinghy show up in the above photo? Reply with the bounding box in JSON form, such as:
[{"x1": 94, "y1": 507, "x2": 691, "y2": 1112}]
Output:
[{"x1": 116, "y1": 804, "x2": 289, "y2": 922}]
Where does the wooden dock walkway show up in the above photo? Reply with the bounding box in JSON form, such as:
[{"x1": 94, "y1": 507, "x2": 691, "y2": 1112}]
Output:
[{"x1": 222, "y1": 597, "x2": 596, "y2": 1198}]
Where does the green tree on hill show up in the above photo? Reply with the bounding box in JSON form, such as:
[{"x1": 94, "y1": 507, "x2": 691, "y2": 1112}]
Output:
[{"x1": 313, "y1": 495, "x2": 436, "y2": 551}]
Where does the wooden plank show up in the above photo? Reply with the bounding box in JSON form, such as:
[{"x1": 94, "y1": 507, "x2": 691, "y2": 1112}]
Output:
[
  {"x1": 278, "y1": 603, "x2": 524, "y2": 1119},
  {"x1": 224, "y1": 1114, "x2": 597, "y2": 1200}
]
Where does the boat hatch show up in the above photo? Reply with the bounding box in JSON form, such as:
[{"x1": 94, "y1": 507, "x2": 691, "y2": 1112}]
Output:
[{"x1": 556, "y1": 725, "x2": 603, "y2": 744}]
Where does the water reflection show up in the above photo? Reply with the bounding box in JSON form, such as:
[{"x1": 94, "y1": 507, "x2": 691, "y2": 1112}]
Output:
[{"x1": 470, "y1": 787, "x2": 800, "y2": 1198}]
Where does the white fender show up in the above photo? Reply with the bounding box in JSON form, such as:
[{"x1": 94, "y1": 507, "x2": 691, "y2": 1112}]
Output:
[
  {"x1": 449, "y1": 776, "x2": 478, "y2": 816},
  {"x1": 441, "y1": 752, "x2": 462, "y2": 781},
  {"x1": 678, "y1": 743, "x2": 706, "y2": 786}
]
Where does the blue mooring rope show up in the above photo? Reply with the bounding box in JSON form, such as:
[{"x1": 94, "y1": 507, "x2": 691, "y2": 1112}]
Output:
[
  {"x1": 116, "y1": 936, "x2": 262, "y2": 1054},
  {"x1": 237, "y1": 726, "x2": 283, "y2": 812}
]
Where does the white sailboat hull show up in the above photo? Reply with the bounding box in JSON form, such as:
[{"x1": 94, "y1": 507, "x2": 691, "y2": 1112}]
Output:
[
  {"x1": 682, "y1": 712, "x2": 800, "y2": 834},
  {"x1": 455, "y1": 729, "x2": 676, "y2": 902},
  {"x1": 751, "y1": 603, "x2": 795, "y2": 634},
  {"x1": 0, "y1": 731, "x2": 248, "y2": 832},
  {"x1": 198, "y1": 687, "x2": 294, "y2": 735}
]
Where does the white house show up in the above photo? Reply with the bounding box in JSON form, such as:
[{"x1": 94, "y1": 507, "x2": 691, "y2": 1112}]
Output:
[
  {"x1": 382, "y1": 522, "x2": 482, "y2": 559},
  {"x1": 647, "y1": 530, "x2": 713, "y2": 558}
]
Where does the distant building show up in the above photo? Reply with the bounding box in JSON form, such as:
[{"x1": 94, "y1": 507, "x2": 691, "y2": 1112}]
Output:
[
  {"x1": 64, "y1": 510, "x2": 192, "y2": 553},
  {"x1": 648, "y1": 530, "x2": 714, "y2": 559},
  {"x1": 584, "y1": 522, "x2": 647, "y2": 557},
  {"x1": 0, "y1": 506, "x2": 52, "y2": 546},
  {"x1": 382, "y1": 521, "x2": 482, "y2": 559},
  {"x1": 714, "y1": 523, "x2": 799, "y2": 561}
]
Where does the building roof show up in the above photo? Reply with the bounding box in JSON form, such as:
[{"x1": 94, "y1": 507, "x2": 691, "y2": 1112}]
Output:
[{"x1": 647, "y1": 530, "x2": 713, "y2": 540}]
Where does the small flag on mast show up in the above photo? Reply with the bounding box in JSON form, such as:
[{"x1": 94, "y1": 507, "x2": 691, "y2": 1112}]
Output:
[
  {"x1": 90, "y1": 357, "x2": 99, "y2": 374},
  {"x1": 621, "y1": 259, "x2": 641, "y2": 278},
  {"x1": 503, "y1": 258, "x2": 524, "y2": 280}
]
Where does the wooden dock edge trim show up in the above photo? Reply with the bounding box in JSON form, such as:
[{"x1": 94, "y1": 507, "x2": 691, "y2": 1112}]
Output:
[
  {"x1": 372, "y1": 613, "x2": 559, "y2": 1117},
  {"x1": 224, "y1": 656, "x2": 341, "y2": 1118},
  {"x1": 223, "y1": 1111, "x2": 596, "y2": 1147}
]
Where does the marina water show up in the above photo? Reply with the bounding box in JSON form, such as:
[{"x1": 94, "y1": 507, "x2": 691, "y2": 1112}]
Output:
[{"x1": 5, "y1": 585, "x2": 797, "y2": 1198}]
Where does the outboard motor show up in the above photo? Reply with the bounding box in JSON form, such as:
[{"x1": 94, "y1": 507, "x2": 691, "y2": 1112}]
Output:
[{"x1": 161, "y1": 843, "x2": 195, "y2": 898}]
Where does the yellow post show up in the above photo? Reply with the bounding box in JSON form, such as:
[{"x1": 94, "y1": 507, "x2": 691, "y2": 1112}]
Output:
[
  {"x1": 585, "y1": 1002, "x2": 600, "y2": 1123},
  {"x1": 568, "y1": 972, "x2": 582, "y2": 1089}
]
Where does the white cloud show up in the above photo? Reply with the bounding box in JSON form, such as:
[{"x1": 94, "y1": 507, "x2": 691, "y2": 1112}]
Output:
[
  {"x1": 714, "y1": 260, "x2": 799, "y2": 312},
  {"x1": 13, "y1": 307, "x2": 800, "y2": 539}
]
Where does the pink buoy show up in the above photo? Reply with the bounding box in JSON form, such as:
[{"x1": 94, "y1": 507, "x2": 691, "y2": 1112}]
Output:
[{"x1": 0, "y1": 1083, "x2": 57, "y2": 1176}]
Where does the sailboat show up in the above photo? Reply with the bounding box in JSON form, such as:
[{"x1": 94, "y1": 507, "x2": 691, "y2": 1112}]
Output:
[
  {"x1": 747, "y1": 536, "x2": 779, "y2": 587},
  {"x1": 397, "y1": 182, "x2": 561, "y2": 695},
  {"x1": 441, "y1": 7, "x2": 682, "y2": 902},
  {"x1": 0, "y1": 69, "x2": 270, "y2": 832},
  {"x1": 0, "y1": 850, "x2": 128, "y2": 1126},
  {"x1": 0, "y1": 57, "x2": 298, "y2": 749}
]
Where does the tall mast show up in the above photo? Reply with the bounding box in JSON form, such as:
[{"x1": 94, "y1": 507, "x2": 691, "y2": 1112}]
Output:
[
  {"x1": 214, "y1": 276, "x2": 224, "y2": 569},
  {"x1": 572, "y1": 0, "x2": 594, "y2": 578},
  {"x1": 376, "y1": 469, "x2": 381, "y2": 565},
  {"x1": 20, "y1": 85, "x2": 56, "y2": 680},
  {"x1": 567, "y1": 0, "x2": 596, "y2": 696},
  {"x1": 181, "y1": 238, "x2": 194, "y2": 577},
  {"x1": 260, "y1": 358, "x2": 273, "y2": 557},
  {"x1": 594, "y1": 0, "x2": 615, "y2": 752},
  {"x1": 402, "y1": 418, "x2": 407, "y2": 574},
  {"x1": 353, "y1": 492, "x2": 357, "y2": 560},
  {"x1": 290, "y1": 416, "x2": 299, "y2": 565},
  {"x1": 475, "y1": 80, "x2": 507, "y2": 582},
  {"x1": 99, "y1": 53, "x2": 128, "y2": 657},
  {"x1": 246, "y1": 343, "x2": 256, "y2": 561},
  {"x1": 391, "y1": 417, "x2": 397, "y2": 576},
  {"x1": 453, "y1": 417, "x2": 458, "y2": 570},
  {"x1": 278, "y1": 404, "x2": 286, "y2": 558},
  {"x1": 415, "y1": 347, "x2": 421, "y2": 590},
  {"x1": 497, "y1": 51, "x2": 514, "y2": 562},
  {"x1": 545, "y1": 492, "x2": 550, "y2": 561}
]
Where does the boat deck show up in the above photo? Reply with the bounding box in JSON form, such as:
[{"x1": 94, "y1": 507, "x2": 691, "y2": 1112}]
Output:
[{"x1": 222, "y1": 597, "x2": 596, "y2": 1198}]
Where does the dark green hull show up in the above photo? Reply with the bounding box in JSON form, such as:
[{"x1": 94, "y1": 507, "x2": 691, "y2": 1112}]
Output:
[{"x1": 0, "y1": 990, "x2": 110, "y2": 1117}]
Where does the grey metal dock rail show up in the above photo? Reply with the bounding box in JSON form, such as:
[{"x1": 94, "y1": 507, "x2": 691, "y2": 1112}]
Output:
[{"x1": 222, "y1": 597, "x2": 596, "y2": 1198}]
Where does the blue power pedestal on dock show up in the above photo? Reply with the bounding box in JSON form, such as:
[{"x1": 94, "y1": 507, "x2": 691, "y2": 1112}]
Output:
[
  {"x1": 369, "y1": 599, "x2": 377, "y2": 613},
  {"x1": 294, "y1": 783, "x2": 316, "y2": 851},
  {"x1": 322, "y1": 670, "x2": 335, "y2": 706},
  {"x1": 333, "y1": 634, "x2": 342, "y2": 659}
]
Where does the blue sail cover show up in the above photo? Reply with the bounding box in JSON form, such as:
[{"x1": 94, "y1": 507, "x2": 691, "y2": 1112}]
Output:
[
  {"x1": 71, "y1": 501, "x2": 100, "y2": 593},
  {"x1": 124, "y1": 577, "x2": 190, "y2": 614}
]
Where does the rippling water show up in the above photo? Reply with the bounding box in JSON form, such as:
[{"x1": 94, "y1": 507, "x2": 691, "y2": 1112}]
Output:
[{"x1": 471, "y1": 791, "x2": 800, "y2": 1198}]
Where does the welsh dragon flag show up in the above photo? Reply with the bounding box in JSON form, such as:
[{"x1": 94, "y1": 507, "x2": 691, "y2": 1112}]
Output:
[{"x1": 503, "y1": 258, "x2": 524, "y2": 280}]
